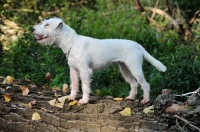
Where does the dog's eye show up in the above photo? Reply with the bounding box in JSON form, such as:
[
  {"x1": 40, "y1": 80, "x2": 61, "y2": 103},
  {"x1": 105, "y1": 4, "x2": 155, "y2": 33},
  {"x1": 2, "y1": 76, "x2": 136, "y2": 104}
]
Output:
[{"x1": 45, "y1": 24, "x2": 49, "y2": 26}]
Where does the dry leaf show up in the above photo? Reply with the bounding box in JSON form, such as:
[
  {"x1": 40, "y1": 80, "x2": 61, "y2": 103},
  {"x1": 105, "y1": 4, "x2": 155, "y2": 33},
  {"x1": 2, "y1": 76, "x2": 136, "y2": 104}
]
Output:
[
  {"x1": 58, "y1": 96, "x2": 68, "y2": 103},
  {"x1": 62, "y1": 84, "x2": 69, "y2": 93},
  {"x1": 113, "y1": 97, "x2": 123, "y2": 101},
  {"x1": 46, "y1": 72, "x2": 52, "y2": 81},
  {"x1": 52, "y1": 87, "x2": 60, "y2": 92},
  {"x1": 20, "y1": 86, "x2": 29, "y2": 95},
  {"x1": 69, "y1": 100, "x2": 78, "y2": 106},
  {"x1": 3, "y1": 76, "x2": 14, "y2": 84},
  {"x1": 55, "y1": 96, "x2": 68, "y2": 108},
  {"x1": 54, "y1": 102, "x2": 64, "y2": 108},
  {"x1": 48, "y1": 99, "x2": 56, "y2": 107},
  {"x1": 119, "y1": 107, "x2": 131, "y2": 116},
  {"x1": 3, "y1": 94, "x2": 11, "y2": 102},
  {"x1": 28, "y1": 101, "x2": 37, "y2": 108},
  {"x1": 143, "y1": 106, "x2": 154, "y2": 114},
  {"x1": 32, "y1": 112, "x2": 41, "y2": 121},
  {"x1": 19, "y1": 102, "x2": 29, "y2": 107}
]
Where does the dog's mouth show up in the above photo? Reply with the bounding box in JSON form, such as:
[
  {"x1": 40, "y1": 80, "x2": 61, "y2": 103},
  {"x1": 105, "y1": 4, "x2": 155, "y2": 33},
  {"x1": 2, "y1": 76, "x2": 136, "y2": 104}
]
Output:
[{"x1": 34, "y1": 35, "x2": 49, "y2": 41}]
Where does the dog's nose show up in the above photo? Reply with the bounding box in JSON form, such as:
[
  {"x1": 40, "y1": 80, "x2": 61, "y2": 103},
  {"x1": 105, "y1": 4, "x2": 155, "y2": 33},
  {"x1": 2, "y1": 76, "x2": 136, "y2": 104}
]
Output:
[{"x1": 32, "y1": 28, "x2": 35, "y2": 32}]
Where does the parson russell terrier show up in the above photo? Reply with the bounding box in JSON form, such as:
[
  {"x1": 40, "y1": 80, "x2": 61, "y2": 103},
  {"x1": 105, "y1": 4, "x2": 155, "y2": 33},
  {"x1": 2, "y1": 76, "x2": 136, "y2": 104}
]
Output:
[{"x1": 32, "y1": 17, "x2": 166, "y2": 104}]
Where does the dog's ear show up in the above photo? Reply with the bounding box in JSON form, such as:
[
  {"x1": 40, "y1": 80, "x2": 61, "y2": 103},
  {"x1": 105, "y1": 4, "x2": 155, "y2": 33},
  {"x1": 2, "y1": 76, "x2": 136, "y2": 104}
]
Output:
[{"x1": 56, "y1": 22, "x2": 63, "y2": 29}]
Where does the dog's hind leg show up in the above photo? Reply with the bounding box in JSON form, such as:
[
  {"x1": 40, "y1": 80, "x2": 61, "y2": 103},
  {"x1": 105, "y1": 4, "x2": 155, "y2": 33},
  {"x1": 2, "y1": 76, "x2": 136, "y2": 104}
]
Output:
[
  {"x1": 124, "y1": 59, "x2": 150, "y2": 104},
  {"x1": 118, "y1": 63, "x2": 138, "y2": 100},
  {"x1": 69, "y1": 67, "x2": 79, "y2": 100}
]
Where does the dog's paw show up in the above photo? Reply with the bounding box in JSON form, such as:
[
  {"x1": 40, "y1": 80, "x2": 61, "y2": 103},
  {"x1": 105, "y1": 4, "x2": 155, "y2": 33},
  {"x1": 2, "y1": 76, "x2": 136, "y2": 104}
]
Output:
[
  {"x1": 141, "y1": 98, "x2": 149, "y2": 104},
  {"x1": 125, "y1": 96, "x2": 134, "y2": 100},
  {"x1": 68, "y1": 94, "x2": 76, "y2": 101},
  {"x1": 78, "y1": 98, "x2": 88, "y2": 105}
]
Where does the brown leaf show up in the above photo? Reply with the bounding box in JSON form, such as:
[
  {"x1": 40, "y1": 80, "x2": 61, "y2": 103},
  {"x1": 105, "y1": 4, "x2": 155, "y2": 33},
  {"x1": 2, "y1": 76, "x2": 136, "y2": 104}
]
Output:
[
  {"x1": 20, "y1": 86, "x2": 29, "y2": 95},
  {"x1": 3, "y1": 94, "x2": 11, "y2": 102},
  {"x1": 28, "y1": 101, "x2": 37, "y2": 108},
  {"x1": 46, "y1": 72, "x2": 52, "y2": 81}
]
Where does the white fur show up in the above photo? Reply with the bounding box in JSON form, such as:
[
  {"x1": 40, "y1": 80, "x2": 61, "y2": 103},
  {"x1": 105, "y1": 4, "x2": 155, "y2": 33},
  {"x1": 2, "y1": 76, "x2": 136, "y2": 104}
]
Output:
[{"x1": 33, "y1": 18, "x2": 166, "y2": 104}]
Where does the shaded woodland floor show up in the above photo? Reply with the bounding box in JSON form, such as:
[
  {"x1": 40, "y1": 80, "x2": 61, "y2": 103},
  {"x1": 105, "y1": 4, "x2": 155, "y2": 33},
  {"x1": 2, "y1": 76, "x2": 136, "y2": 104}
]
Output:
[{"x1": 0, "y1": 76, "x2": 199, "y2": 132}]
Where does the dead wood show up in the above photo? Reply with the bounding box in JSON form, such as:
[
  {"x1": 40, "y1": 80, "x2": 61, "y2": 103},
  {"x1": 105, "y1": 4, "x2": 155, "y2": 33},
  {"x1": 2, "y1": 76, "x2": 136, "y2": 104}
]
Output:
[{"x1": 134, "y1": 0, "x2": 193, "y2": 40}]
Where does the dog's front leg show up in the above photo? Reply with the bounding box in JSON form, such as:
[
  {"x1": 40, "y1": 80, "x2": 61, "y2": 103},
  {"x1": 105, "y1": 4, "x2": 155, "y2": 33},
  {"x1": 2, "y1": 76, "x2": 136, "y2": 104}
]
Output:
[
  {"x1": 78, "y1": 68, "x2": 92, "y2": 104},
  {"x1": 69, "y1": 67, "x2": 79, "y2": 100}
]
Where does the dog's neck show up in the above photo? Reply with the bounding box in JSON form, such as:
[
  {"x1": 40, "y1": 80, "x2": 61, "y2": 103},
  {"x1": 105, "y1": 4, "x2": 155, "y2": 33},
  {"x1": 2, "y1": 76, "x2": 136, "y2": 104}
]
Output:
[{"x1": 55, "y1": 24, "x2": 79, "y2": 56}]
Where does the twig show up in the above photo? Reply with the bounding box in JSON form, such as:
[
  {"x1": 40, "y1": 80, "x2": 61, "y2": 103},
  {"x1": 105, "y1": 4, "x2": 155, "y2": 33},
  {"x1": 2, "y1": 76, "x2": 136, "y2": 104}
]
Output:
[
  {"x1": 175, "y1": 118, "x2": 182, "y2": 131},
  {"x1": 189, "y1": 10, "x2": 200, "y2": 24},
  {"x1": 174, "y1": 115, "x2": 200, "y2": 131},
  {"x1": 9, "y1": 9, "x2": 40, "y2": 13},
  {"x1": 151, "y1": 0, "x2": 160, "y2": 20},
  {"x1": 182, "y1": 92, "x2": 196, "y2": 96}
]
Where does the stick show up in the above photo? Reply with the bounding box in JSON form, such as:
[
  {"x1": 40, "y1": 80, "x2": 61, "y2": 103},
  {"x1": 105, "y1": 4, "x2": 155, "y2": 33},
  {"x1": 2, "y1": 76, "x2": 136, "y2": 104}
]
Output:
[
  {"x1": 151, "y1": 0, "x2": 160, "y2": 20},
  {"x1": 174, "y1": 115, "x2": 200, "y2": 131}
]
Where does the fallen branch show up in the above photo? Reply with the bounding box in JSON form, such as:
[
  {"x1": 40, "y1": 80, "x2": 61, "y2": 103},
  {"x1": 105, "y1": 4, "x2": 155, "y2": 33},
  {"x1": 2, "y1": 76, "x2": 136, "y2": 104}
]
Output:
[
  {"x1": 143, "y1": 7, "x2": 179, "y2": 30},
  {"x1": 151, "y1": 0, "x2": 160, "y2": 20},
  {"x1": 174, "y1": 115, "x2": 200, "y2": 131}
]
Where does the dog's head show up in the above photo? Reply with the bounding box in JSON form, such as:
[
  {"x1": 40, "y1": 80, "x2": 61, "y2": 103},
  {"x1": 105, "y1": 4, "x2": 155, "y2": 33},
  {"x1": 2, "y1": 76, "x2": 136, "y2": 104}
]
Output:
[{"x1": 32, "y1": 18, "x2": 63, "y2": 46}]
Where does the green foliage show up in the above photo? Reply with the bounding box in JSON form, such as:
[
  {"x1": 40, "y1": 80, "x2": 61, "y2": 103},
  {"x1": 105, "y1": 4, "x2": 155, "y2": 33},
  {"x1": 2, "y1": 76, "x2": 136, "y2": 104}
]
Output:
[
  {"x1": 0, "y1": 0, "x2": 200, "y2": 99},
  {"x1": 0, "y1": 33, "x2": 69, "y2": 85}
]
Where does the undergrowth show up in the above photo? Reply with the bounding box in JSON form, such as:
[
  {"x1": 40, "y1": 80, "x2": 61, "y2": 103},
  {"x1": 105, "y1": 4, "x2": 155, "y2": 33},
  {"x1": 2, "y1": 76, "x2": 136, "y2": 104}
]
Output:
[{"x1": 0, "y1": 1, "x2": 199, "y2": 99}]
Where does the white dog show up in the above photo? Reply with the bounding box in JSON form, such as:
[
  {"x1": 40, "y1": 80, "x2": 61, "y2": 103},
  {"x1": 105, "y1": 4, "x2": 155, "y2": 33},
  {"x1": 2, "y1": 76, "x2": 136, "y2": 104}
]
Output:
[{"x1": 32, "y1": 18, "x2": 166, "y2": 104}]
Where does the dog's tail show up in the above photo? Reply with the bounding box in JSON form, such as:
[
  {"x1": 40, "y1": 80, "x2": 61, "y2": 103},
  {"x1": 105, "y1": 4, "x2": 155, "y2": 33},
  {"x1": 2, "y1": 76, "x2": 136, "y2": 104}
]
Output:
[{"x1": 138, "y1": 44, "x2": 166, "y2": 72}]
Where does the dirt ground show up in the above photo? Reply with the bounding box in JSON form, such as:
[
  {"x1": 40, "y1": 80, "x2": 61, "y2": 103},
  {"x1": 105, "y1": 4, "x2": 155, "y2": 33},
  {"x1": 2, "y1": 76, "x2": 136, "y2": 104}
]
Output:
[{"x1": 0, "y1": 76, "x2": 199, "y2": 132}]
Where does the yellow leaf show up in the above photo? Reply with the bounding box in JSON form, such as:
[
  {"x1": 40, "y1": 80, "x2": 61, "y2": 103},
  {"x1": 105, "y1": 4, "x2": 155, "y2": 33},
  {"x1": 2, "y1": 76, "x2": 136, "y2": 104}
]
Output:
[
  {"x1": 20, "y1": 86, "x2": 29, "y2": 95},
  {"x1": 55, "y1": 102, "x2": 64, "y2": 108},
  {"x1": 20, "y1": 102, "x2": 29, "y2": 107},
  {"x1": 113, "y1": 97, "x2": 123, "y2": 101},
  {"x1": 143, "y1": 106, "x2": 154, "y2": 114},
  {"x1": 62, "y1": 84, "x2": 69, "y2": 93},
  {"x1": 3, "y1": 76, "x2": 14, "y2": 84},
  {"x1": 69, "y1": 100, "x2": 78, "y2": 106},
  {"x1": 119, "y1": 107, "x2": 131, "y2": 116},
  {"x1": 48, "y1": 99, "x2": 56, "y2": 107},
  {"x1": 3, "y1": 94, "x2": 11, "y2": 102},
  {"x1": 32, "y1": 112, "x2": 41, "y2": 120}
]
